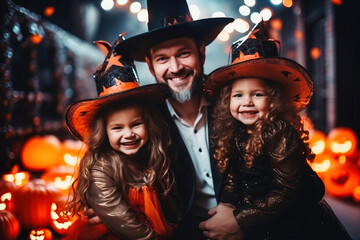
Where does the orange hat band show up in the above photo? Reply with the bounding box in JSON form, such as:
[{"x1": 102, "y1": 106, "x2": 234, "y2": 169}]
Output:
[{"x1": 99, "y1": 81, "x2": 140, "y2": 97}]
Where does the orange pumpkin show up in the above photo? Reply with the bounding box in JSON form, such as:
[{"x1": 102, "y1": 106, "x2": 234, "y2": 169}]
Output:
[
  {"x1": 0, "y1": 210, "x2": 20, "y2": 240},
  {"x1": 353, "y1": 186, "x2": 360, "y2": 202},
  {"x1": 323, "y1": 163, "x2": 359, "y2": 198},
  {"x1": 309, "y1": 130, "x2": 327, "y2": 155},
  {"x1": 21, "y1": 135, "x2": 62, "y2": 171},
  {"x1": 13, "y1": 179, "x2": 61, "y2": 229},
  {"x1": 308, "y1": 152, "x2": 334, "y2": 178},
  {"x1": 29, "y1": 227, "x2": 53, "y2": 240},
  {"x1": 61, "y1": 139, "x2": 86, "y2": 167},
  {"x1": 2, "y1": 164, "x2": 30, "y2": 187},
  {"x1": 0, "y1": 180, "x2": 18, "y2": 212},
  {"x1": 41, "y1": 165, "x2": 75, "y2": 195},
  {"x1": 50, "y1": 195, "x2": 78, "y2": 235},
  {"x1": 327, "y1": 127, "x2": 358, "y2": 156}
]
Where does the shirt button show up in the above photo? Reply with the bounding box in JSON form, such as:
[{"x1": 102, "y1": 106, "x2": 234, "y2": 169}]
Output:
[
  {"x1": 199, "y1": 148, "x2": 202, "y2": 152},
  {"x1": 206, "y1": 173, "x2": 210, "y2": 177},
  {"x1": 194, "y1": 129, "x2": 197, "y2": 134}
]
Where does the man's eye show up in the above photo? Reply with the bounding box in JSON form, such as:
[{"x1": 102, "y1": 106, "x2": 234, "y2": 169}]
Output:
[
  {"x1": 179, "y1": 51, "x2": 190, "y2": 58},
  {"x1": 156, "y1": 57, "x2": 167, "y2": 63}
]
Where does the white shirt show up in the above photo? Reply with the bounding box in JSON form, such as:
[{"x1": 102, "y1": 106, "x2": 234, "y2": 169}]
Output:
[{"x1": 166, "y1": 97, "x2": 217, "y2": 217}]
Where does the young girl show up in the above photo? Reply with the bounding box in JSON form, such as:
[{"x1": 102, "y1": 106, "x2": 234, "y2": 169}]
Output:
[
  {"x1": 202, "y1": 22, "x2": 351, "y2": 239},
  {"x1": 64, "y1": 34, "x2": 181, "y2": 239}
]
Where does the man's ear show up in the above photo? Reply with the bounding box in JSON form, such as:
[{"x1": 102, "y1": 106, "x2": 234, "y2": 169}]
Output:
[
  {"x1": 145, "y1": 56, "x2": 155, "y2": 76},
  {"x1": 199, "y1": 44, "x2": 206, "y2": 65}
]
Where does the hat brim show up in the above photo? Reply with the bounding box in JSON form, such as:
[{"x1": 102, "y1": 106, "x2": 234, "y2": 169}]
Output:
[
  {"x1": 66, "y1": 83, "x2": 169, "y2": 141},
  {"x1": 204, "y1": 58, "x2": 314, "y2": 111},
  {"x1": 117, "y1": 17, "x2": 234, "y2": 61}
]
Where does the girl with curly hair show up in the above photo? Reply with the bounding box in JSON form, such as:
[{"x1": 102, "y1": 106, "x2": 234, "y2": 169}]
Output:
[
  {"x1": 200, "y1": 22, "x2": 351, "y2": 240},
  {"x1": 64, "y1": 35, "x2": 181, "y2": 240}
]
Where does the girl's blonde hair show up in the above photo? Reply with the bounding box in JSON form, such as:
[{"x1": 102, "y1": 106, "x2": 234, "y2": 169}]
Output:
[
  {"x1": 66, "y1": 100, "x2": 174, "y2": 216},
  {"x1": 211, "y1": 78, "x2": 314, "y2": 172}
]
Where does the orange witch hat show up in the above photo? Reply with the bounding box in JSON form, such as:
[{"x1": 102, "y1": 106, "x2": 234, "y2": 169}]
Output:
[
  {"x1": 204, "y1": 21, "x2": 313, "y2": 112},
  {"x1": 65, "y1": 33, "x2": 169, "y2": 141}
]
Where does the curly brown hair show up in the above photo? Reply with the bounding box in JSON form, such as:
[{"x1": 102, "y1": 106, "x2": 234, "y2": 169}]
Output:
[
  {"x1": 211, "y1": 78, "x2": 314, "y2": 172},
  {"x1": 65, "y1": 100, "x2": 174, "y2": 217}
]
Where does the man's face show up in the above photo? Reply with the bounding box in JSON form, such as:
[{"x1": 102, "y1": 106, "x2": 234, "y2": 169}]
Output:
[{"x1": 146, "y1": 37, "x2": 205, "y2": 103}]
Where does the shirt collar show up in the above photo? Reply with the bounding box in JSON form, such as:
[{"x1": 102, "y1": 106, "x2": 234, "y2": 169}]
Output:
[{"x1": 166, "y1": 95, "x2": 210, "y2": 119}]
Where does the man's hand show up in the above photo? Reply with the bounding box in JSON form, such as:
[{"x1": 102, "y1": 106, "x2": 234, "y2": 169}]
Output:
[
  {"x1": 84, "y1": 208, "x2": 102, "y2": 224},
  {"x1": 199, "y1": 203, "x2": 244, "y2": 240}
]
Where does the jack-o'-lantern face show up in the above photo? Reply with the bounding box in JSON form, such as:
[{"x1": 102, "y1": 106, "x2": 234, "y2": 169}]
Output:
[
  {"x1": 309, "y1": 130, "x2": 327, "y2": 155},
  {"x1": 41, "y1": 165, "x2": 75, "y2": 195},
  {"x1": 2, "y1": 164, "x2": 30, "y2": 187},
  {"x1": 61, "y1": 139, "x2": 86, "y2": 167},
  {"x1": 327, "y1": 127, "x2": 358, "y2": 156},
  {"x1": 29, "y1": 228, "x2": 53, "y2": 240},
  {"x1": 50, "y1": 195, "x2": 77, "y2": 234},
  {"x1": 0, "y1": 180, "x2": 18, "y2": 212},
  {"x1": 308, "y1": 152, "x2": 334, "y2": 176},
  {"x1": 323, "y1": 164, "x2": 359, "y2": 198}
]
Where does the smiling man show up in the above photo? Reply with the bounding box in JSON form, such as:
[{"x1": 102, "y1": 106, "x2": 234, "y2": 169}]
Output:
[{"x1": 115, "y1": 0, "x2": 234, "y2": 239}]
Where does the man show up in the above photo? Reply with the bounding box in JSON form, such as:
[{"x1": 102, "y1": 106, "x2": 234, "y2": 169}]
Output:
[
  {"x1": 115, "y1": 0, "x2": 235, "y2": 239},
  {"x1": 88, "y1": 1, "x2": 324, "y2": 239}
]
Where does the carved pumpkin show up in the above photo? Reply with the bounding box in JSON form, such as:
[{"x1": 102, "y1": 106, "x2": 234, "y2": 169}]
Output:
[
  {"x1": 308, "y1": 152, "x2": 334, "y2": 178},
  {"x1": 323, "y1": 164, "x2": 359, "y2": 198},
  {"x1": 13, "y1": 179, "x2": 61, "y2": 229},
  {"x1": 29, "y1": 227, "x2": 53, "y2": 240},
  {"x1": 0, "y1": 210, "x2": 20, "y2": 240},
  {"x1": 0, "y1": 180, "x2": 18, "y2": 212},
  {"x1": 353, "y1": 186, "x2": 360, "y2": 202},
  {"x1": 41, "y1": 165, "x2": 75, "y2": 195},
  {"x1": 309, "y1": 130, "x2": 327, "y2": 155},
  {"x1": 327, "y1": 127, "x2": 358, "y2": 156},
  {"x1": 50, "y1": 195, "x2": 78, "y2": 235},
  {"x1": 21, "y1": 135, "x2": 62, "y2": 171},
  {"x1": 61, "y1": 139, "x2": 86, "y2": 167},
  {"x1": 2, "y1": 164, "x2": 30, "y2": 187}
]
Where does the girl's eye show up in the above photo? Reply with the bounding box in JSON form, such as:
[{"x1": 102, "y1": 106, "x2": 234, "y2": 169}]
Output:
[
  {"x1": 254, "y1": 92, "x2": 265, "y2": 97},
  {"x1": 133, "y1": 122, "x2": 143, "y2": 127},
  {"x1": 232, "y1": 93, "x2": 242, "y2": 98}
]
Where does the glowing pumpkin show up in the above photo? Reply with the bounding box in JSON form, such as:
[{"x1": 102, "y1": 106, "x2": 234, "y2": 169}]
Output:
[
  {"x1": 29, "y1": 228, "x2": 53, "y2": 240},
  {"x1": 0, "y1": 210, "x2": 20, "y2": 240},
  {"x1": 323, "y1": 164, "x2": 359, "y2": 198},
  {"x1": 41, "y1": 165, "x2": 75, "y2": 195},
  {"x1": 327, "y1": 127, "x2": 358, "y2": 156},
  {"x1": 61, "y1": 139, "x2": 86, "y2": 167},
  {"x1": 308, "y1": 152, "x2": 334, "y2": 178},
  {"x1": 21, "y1": 135, "x2": 62, "y2": 171},
  {"x1": 13, "y1": 179, "x2": 61, "y2": 229},
  {"x1": 309, "y1": 130, "x2": 327, "y2": 155},
  {"x1": 2, "y1": 164, "x2": 30, "y2": 187},
  {"x1": 0, "y1": 180, "x2": 18, "y2": 212},
  {"x1": 50, "y1": 195, "x2": 77, "y2": 234},
  {"x1": 353, "y1": 186, "x2": 360, "y2": 202}
]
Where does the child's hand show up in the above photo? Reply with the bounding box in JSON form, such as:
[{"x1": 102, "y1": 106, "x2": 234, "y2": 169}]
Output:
[
  {"x1": 199, "y1": 203, "x2": 243, "y2": 240},
  {"x1": 84, "y1": 208, "x2": 102, "y2": 224}
]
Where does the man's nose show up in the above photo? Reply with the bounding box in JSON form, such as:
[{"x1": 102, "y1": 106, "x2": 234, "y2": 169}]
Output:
[{"x1": 168, "y1": 57, "x2": 183, "y2": 73}]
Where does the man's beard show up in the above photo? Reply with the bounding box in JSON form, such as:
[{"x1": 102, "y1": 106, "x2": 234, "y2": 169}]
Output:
[{"x1": 170, "y1": 70, "x2": 203, "y2": 103}]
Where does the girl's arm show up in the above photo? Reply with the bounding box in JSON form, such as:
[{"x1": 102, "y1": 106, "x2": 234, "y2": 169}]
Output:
[
  {"x1": 86, "y1": 163, "x2": 158, "y2": 240},
  {"x1": 233, "y1": 120, "x2": 304, "y2": 232}
]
